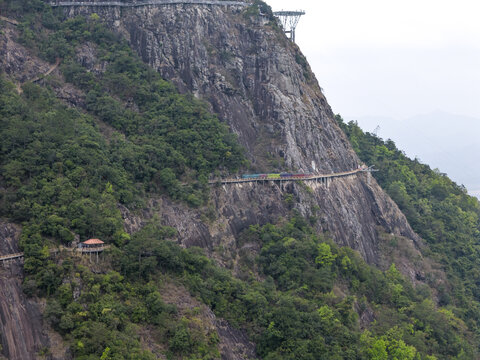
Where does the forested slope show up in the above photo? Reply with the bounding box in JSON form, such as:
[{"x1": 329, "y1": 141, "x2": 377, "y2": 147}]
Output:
[
  {"x1": 338, "y1": 115, "x2": 480, "y2": 353},
  {"x1": 0, "y1": 0, "x2": 479, "y2": 359}
]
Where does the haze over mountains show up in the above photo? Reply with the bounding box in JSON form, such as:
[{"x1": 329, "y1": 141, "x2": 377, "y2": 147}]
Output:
[
  {"x1": 1, "y1": 0, "x2": 480, "y2": 358},
  {"x1": 351, "y1": 111, "x2": 480, "y2": 198}
]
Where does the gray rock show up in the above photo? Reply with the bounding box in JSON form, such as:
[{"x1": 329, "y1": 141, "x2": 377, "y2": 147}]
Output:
[
  {"x1": 0, "y1": 221, "x2": 48, "y2": 360},
  {"x1": 63, "y1": 4, "x2": 421, "y2": 265},
  {"x1": 0, "y1": 5, "x2": 426, "y2": 359}
]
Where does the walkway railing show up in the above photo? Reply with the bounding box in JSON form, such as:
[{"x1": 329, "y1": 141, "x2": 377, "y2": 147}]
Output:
[
  {"x1": 0, "y1": 245, "x2": 111, "y2": 263},
  {"x1": 0, "y1": 16, "x2": 19, "y2": 25},
  {"x1": 50, "y1": 0, "x2": 248, "y2": 7},
  {"x1": 0, "y1": 252, "x2": 24, "y2": 262},
  {"x1": 209, "y1": 168, "x2": 366, "y2": 185},
  {"x1": 77, "y1": 245, "x2": 111, "y2": 253}
]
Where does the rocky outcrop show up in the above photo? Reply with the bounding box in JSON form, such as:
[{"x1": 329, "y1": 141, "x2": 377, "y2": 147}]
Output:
[
  {"x1": 65, "y1": 3, "x2": 357, "y2": 173},
  {"x1": 0, "y1": 27, "x2": 50, "y2": 84},
  {"x1": 159, "y1": 282, "x2": 257, "y2": 360},
  {"x1": 0, "y1": 24, "x2": 84, "y2": 107},
  {"x1": 0, "y1": 2, "x2": 422, "y2": 264},
  {"x1": 61, "y1": 2, "x2": 422, "y2": 265},
  {"x1": 121, "y1": 172, "x2": 418, "y2": 265},
  {"x1": 0, "y1": 221, "x2": 47, "y2": 360},
  {"x1": 0, "y1": 2, "x2": 428, "y2": 358}
]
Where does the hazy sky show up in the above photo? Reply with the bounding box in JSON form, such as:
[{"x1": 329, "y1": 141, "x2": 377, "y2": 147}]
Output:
[{"x1": 267, "y1": 0, "x2": 480, "y2": 120}]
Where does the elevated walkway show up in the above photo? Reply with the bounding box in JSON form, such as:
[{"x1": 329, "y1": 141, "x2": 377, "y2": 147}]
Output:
[
  {"x1": 0, "y1": 16, "x2": 19, "y2": 25},
  {"x1": 31, "y1": 58, "x2": 61, "y2": 83},
  {"x1": 0, "y1": 245, "x2": 111, "y2": 264},
  {"x1": 209, "y1": 168, "x2": 367, "y2": 185},
  {"x1": 49, "y1": 0, "x2": 248, "y2": 7},
  {"x1": 0, "y1": 253, "x2": 24, "y2": 262},
  {"x1": 76, "y1": 245, "x2": 110, "y2": 253}
]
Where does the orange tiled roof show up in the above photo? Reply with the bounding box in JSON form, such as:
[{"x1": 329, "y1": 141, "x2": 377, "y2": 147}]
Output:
[{"x1": 83, "y1": 238, "x2": 104, "y2": 245}]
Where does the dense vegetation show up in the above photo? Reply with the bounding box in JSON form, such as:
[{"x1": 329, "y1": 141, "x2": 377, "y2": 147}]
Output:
[
  {"x1": 337, "y1": 115, "x2": 480, "y2": 348},
  {"x1": 36, "y1": 216, "x2": 475, "y2": 359},
  {"x1": 0, "y1": 1, "x2": 243, "y2": 356},
  {"x1": 1, "y1": 0, "x2": 243, "y2": 287},
  {"x1": 1, "y1": 0, "x2": 480, "y2": 358},
  {"x1": 3, "y1": 0, "x2": 244, "y2": 205},
  {"x1": 42, "y1": 226, "x2": 222, "y2": 360}
]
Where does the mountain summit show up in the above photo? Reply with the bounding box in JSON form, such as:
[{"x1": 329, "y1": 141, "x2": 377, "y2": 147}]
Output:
[{"x1": 0, "y1": 1, "x2": 479, "y2": 359}]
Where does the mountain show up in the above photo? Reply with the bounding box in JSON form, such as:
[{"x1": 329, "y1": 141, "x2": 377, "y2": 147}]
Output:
[
  {"x1": 0, "y1": 0, "x2": 479, "y2": 359},
  {"x1": 352, "y1": 111, "x2": 480, "y2": 199}
]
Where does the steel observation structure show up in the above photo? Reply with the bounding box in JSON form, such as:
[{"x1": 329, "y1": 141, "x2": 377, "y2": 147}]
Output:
[
  {"x1": 272, "y1": 10, "x2": 305, "y2": 43},
  {"x1": 48, "y1": 1, "x2": 305, "y2": 42}
]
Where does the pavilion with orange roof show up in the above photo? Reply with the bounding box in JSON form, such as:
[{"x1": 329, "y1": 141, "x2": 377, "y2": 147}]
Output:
[{"x1": 79, "y1": 238, "x2": 104, "y2": 249}]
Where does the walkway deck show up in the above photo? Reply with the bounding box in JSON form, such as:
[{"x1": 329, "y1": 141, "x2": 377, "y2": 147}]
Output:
[
  {"x1": 77, "y1": 245, "x2": 111, "y2": 253},
  {"x1": 31, "y1": 58, "x2": 61, "y2": 83},
  {"x1": 0, "y1": 16, "x2": 19, "y2": 25},
  {"x1": 0, "y1": 253, "x2": 24, "y2": 262},
  {"x1": 209, "y1": 168, "x2": 364, "y2": 185},
  {"x1": 50, "y1": 0, "x2": 248, "y2": 7},
  {"x1": 0, "y1": 245, "x2": 111, "y2": 263}
]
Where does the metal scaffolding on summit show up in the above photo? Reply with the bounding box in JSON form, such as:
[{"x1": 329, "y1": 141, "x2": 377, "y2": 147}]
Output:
[{"x1": 273, "y1": 10, "x2": 305, "y2": 43}]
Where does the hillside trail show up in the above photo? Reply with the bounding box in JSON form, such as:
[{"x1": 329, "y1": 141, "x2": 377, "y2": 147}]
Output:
[
  {"x1": 30, "y1": 58, "x2": 62, "y2": 83},
  {"x1": 16, "y1": 58, "x2": 62, "y2": 94},
  {"x1": 0, "y1": 15, "x2": 19, "y2": 25}
]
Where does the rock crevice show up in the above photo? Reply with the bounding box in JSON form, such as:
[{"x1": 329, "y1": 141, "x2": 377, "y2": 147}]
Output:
[{"x1": 62, "y1": 3, "x2": 422, "y2": 264}]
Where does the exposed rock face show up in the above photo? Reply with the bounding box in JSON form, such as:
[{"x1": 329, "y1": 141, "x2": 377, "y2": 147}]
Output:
[
  {"x1": 0, "y1": 2, "x2": 426, "y2": 359},
  {"x1": 0, "y1": 22, "x2": 70, "y2": 360},
  {"x1": 60, "y1": 3, "x2": 421, "y2": 265},
  {"x1": 66, "y1": 3, "x2": 357, "y2": 173},
  {"x1": 159, "y1": 282, "x2": 257, "y2": 359},
  {"x1": 0, "y1": 221, "x2": 47, "y2": 360},
  {"x1": 0, "y1": 23, "x2": 85, "y2": 107},
  {"x1": 0, "y1": 26, "x2": 49, "y2": 84}
]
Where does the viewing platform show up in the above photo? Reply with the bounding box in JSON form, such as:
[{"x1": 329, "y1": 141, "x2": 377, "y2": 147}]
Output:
[
  {"x1": 1, "y1": 239, "x2": 111, "y2": 265},
  {"x1": 77, "y1": 245, "x2": 111, "y2": 253}
]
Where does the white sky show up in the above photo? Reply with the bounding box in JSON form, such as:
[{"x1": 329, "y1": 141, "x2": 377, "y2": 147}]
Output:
[{"x1": 267, "y1": 0, "x2": 480, "y2": 119}]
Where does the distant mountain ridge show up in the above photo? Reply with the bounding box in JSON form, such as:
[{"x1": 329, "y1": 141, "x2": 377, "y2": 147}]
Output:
[
  {"x1": 1, "y1": 1, "x2": 479, "y2": 358},
  {"x1": 352, "y1": 111, "x2": 480, "y2": 198}
]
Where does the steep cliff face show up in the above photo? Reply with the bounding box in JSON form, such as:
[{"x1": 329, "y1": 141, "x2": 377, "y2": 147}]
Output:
[
  {"x1": 0, "y1": 18, "x2": 260, "y2": 359},
  {"x1": 0, "y1": 222, "x2": 48, "y2": 360},
  {"x1": 62, "y1": 2, "x2": 420, "y2": 266},
  {"x1": 67, "y1": 3, "x2": 356, "y2": 173},
  {"x1": 0, "y1": 2, "x2": 437, "y2": 358}
]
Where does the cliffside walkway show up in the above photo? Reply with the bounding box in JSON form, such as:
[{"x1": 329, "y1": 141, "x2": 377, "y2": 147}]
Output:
[
  {"x1": 209, "y1": 167, "x2": 373, "y2": 185},
  {"x1": 0, "y1": 253, "x2": 24, "y2": 262},
  {"x1": 31, "y1": 58, "x2": 61, "y2": 84},
  {"x1": 0, "y1": 16, "x2": 19, "y2": 25},
  {"x1": 0, "y1": 245, "x2": 111, "y2": 264},
  {"x1": 49, "y1": 0, "x2": 248, "y2": 7}
]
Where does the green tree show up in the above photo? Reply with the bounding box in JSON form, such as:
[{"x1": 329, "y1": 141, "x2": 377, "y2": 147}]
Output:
[{"x1": 315, "y1": 242, "x2": 337, "y2": 267}]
